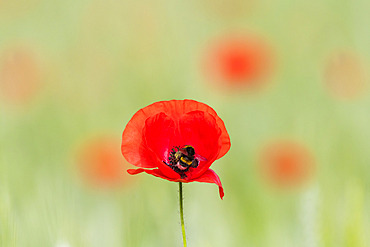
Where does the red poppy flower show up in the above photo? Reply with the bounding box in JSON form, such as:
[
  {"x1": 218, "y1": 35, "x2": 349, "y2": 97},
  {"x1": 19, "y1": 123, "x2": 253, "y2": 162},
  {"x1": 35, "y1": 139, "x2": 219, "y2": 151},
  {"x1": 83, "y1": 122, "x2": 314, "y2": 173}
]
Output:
[
  {"x1": 0, "y1": 46, "x2": 43, "y2": 104},
  {"x1": 259, "y1": 140, "x2": 315, "y2": 189},
  {"x1": 324, "y1": 50, "x2": 367, "y2": 100},
  {"x1": 77, "y1": 136, "x2": 130, "y2": 188},
  {"x1": 121, "y1": 100, "x2": 231, "y2": 199},
  {"x1": 203, "y1": 33, "x2": 274, "y2": 89}
]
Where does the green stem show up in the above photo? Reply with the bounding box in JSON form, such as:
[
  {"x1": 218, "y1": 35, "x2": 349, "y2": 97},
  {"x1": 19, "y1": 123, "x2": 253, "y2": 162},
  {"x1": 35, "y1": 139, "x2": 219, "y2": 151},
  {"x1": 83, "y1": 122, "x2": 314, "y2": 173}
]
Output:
[{"x1": 179, "y1": 182, "x2": 187, "y2": 247}]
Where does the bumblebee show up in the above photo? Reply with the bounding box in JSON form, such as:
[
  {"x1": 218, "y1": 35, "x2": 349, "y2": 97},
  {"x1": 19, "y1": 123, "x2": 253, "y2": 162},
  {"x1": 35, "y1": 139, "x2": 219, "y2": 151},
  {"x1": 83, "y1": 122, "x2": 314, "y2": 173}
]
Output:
[{"x1": 165, "y1": 145, "x2": 206, "y2": 178}]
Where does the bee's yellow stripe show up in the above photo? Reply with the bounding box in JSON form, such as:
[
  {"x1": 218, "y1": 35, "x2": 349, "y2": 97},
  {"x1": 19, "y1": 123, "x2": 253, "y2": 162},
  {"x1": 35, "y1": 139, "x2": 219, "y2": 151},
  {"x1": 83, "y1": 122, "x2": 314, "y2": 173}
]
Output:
[{"x1": 180, "y1": 156, "x2": 192, "y2": 165}]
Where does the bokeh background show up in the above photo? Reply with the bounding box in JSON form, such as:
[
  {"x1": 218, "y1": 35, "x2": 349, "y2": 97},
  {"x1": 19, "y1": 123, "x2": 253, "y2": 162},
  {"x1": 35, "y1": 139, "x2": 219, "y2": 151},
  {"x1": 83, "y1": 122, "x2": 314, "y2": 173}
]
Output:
[{"x1": 1, "y1": 0, "x2": 370, "y2": 246}]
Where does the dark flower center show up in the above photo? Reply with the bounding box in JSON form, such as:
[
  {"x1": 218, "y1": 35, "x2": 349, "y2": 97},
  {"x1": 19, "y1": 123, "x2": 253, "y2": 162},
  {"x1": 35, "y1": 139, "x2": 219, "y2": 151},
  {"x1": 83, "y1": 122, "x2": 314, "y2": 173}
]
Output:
[{"x1": 164, "y1": 145, "x2": 199, "y2": 178}]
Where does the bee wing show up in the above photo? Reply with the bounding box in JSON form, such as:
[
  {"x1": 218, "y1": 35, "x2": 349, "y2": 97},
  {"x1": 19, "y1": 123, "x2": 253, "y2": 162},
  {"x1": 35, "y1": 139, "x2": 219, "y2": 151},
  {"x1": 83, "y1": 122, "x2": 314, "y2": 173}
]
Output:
[{"x1": 194, "y1": 154, "x2": 207, "y2": 162}]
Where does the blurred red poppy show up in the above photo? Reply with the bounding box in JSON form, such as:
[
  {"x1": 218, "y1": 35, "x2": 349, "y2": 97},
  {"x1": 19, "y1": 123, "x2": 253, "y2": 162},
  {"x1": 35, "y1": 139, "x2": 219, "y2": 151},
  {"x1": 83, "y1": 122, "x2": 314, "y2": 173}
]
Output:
[
  {"x1": 0, "y1": 46, "x2": 42, "y2": 104},
  {"x1": 203, "y1": 34, "x2": 274, "y2": 90},
  {"x1": 324, "y1": 50, "x2": 367, "y2": 100},
  {"x1": 77, "y1": 136, "x2": 129, "y2": 188},
  {"x1": 121, "y1": 100, "x2": 231, "y2": 199},
  {"x1": 259, "y1": 140, "x2": 315, "y2": 189}
]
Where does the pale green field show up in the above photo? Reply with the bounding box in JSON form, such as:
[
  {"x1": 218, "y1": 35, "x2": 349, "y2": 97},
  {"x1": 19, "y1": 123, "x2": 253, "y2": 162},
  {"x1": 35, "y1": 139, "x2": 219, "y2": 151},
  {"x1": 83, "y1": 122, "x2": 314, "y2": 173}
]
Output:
[{"x1": 1, "y1": 0, "x2": 370, "y2": 246}]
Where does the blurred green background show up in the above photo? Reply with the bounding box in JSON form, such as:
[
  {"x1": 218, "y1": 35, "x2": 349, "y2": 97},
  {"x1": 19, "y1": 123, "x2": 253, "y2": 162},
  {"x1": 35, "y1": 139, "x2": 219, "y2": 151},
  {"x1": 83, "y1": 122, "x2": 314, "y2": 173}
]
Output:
[{"x1": 1, "y1": 0, "x2": 369, "y2": 246}]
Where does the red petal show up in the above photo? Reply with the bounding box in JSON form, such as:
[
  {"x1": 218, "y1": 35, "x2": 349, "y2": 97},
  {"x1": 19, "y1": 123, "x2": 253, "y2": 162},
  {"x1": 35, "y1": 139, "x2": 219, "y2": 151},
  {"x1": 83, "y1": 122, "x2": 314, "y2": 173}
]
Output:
[
  {"x1": 190, "y1": 169, "x2": 224, "y2": 199},
  {"x1": 177, "y1": 100, "x2": 230, "y2": 160},
  {"x1": 128, "y1": 168, "x2": 224, "y2": 199},
  {"x1": 127, "y1": 168, "x2": 181, "y2": 181},
  {"x1": 178, "y1": 111, "x2": 221, "y2": 179},
  {"x1": 122, "y1": 108, "x2": 157, "y2": 168},
  {"x1": 143, "y1": 113, "x2": 182, "y2": 179},
  {"x1": 143, "y1": 112, "x2": 175, "y2": 161}
]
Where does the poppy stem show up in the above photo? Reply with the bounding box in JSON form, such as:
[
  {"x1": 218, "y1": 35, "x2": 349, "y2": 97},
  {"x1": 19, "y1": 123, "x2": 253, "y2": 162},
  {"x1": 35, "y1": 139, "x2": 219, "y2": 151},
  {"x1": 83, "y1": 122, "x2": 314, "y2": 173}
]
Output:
[{"x1": 179, "y1": 182, "x2": 187, "y2": 247}]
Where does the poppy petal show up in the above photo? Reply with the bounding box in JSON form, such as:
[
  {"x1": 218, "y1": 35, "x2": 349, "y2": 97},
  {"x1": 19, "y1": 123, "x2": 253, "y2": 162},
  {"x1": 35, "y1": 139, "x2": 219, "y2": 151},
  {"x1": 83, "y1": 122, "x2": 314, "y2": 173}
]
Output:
[
  {"x1": 127, "y1": 168, "x2": 181, "y2": 181},
  {"x1": 143, "y1": 112, "x2": 175, "y2": 161},
  {"x1": 179, "y1": 111, "x2": 221, "y2": 179},
  {"x1": 190, "y1": 169, "x2": 224, "y2": 199},
  {"x1": 127, "y1": 168, "x2": 224, "y2": 199},
  {"x1": 122, "y1": 109, "x2": 157, "y2": 168},
  {"x1": 143, "y1": 112, "x2": 182, "y2": 179},
  {"x1": 178, "y1": 100, "x2": 230, "y2": 160},
  {"x1": 179, "y1": 110, "x2": 221, "y2": 159}
]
